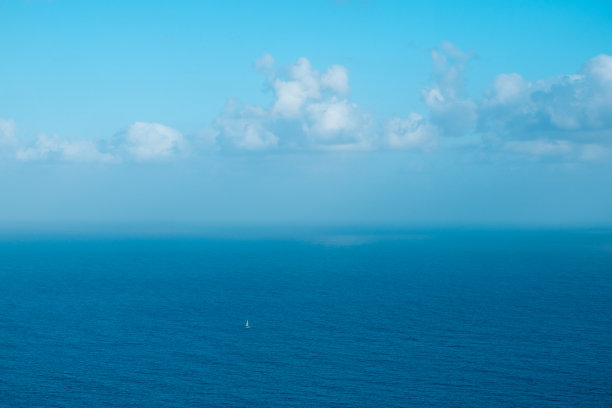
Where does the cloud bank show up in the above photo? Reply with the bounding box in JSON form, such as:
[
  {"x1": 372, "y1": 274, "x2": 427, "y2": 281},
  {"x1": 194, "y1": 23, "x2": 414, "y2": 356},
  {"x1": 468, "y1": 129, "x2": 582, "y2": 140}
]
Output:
[
  {"x1": 478, "y1": 55, "x2": 612, "y2": 159},
  {"x1": 424, "y1": 45, "x2": 612, "y2": 159},
  {"x1": 16, "y1": 134, "x2": 117, "y2": 163},
  {"x1": 123, "y1": 122, "x2": 187, "y2": 161},
  {"x1": 14, "y1": 122, "x2": 187, "y2": 163},
  {"x1": 4, "y1": 45, "x2": 612, "y2": 163},
  {"x1": 212, "y1": 47, "x2": 612, "y2": 159}
]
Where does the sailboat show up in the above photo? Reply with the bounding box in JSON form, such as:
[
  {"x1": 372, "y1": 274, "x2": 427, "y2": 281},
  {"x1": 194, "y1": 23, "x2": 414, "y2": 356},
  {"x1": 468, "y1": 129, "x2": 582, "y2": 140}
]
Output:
[{"x1": 245, "y1": 320, "x2": 250, "y2": 329}]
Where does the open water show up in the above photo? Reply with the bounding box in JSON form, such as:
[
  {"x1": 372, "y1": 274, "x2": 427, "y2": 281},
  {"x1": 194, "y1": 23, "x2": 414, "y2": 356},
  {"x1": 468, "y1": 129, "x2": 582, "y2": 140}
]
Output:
[{"x1": 0, "y1": 228, "x2": 611, "y2": 407}]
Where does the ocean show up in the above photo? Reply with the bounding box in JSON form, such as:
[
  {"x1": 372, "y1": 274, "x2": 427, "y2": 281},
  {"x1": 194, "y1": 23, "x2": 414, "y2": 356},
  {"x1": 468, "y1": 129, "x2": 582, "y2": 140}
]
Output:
[{"x1": 0, "y1": 228, "x2": 611, "y2": 407}]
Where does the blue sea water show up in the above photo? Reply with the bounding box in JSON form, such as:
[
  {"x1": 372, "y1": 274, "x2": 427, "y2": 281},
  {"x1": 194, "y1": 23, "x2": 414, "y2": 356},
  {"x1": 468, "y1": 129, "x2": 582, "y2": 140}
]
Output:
[{"x1": 0, "y1": 228, "x2": 611, "y2": 407}]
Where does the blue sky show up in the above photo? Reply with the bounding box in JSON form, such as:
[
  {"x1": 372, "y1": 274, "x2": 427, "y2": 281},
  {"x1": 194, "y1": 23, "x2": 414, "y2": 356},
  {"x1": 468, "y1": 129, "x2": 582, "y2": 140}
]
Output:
[{"x1": 1, "y1": 0, "x2": 611, "y2": 226}]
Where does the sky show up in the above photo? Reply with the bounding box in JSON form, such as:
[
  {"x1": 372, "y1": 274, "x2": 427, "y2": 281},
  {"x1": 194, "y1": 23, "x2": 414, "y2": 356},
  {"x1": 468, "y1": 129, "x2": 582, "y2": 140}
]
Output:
[{"x1": 1, "y1": 0, "x2": 611, "y2": 227}]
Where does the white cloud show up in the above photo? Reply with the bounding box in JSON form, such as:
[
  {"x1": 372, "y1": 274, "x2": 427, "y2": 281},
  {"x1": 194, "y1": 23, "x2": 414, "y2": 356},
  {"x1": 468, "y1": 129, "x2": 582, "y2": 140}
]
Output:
[
  {"x1": 0, "y1": 118, "x2": 17, "y2": 147},
  {"x1": 413, "y1": 45, "x2": 612, "y2": 160},
  {"x1": 16, "y1": 134, "x2": 116, "y2": 163},
  {"x1": 305, "y1": 98, "x2": 358, "y2": 135},
  {"x1": 421, "y1": 44, "x2": 477, "y2": 136},
  {"x1": 269, "y1": 57, "x2": 351, "y2": 119},
  {"x1": 304, "y1": 98, "x2": 372, "y2": 149},
  {"x1": 215, "y1": 55, "x2": 367, "y2": 151},
  {"x1": 321, "y1": 65, "x2": 350, "y2": 95},
  {"x1": 386, "y1": 113, "x2": 437, "y2": 150},
  {"x1": 16, "y1": 122, "x2": 187, "y2": 163},
  {"x1": 271, "y1": 57, "x2": 322, "y2": 118},
  {"x1": 13, "y1": 121, "x2": 186, "y2": 163},
  {"x1": 124, "y1": 122, "x2": 187, "y2": 160},
  {"x1": 486, "y1": 73, "x2": 530, "y2": 105},
  {"x1": 583, "y1": 54, "x2": 612, "y2": 84},
  {"x1": 272, "y1": 79, "x2": 312, "y2": 118},
  {"x1": 215, "y1": 100, "x2": 278, "y2": 150},
  {"x1": 479, "y1": 54, "x2": 612, "y2": 139}
]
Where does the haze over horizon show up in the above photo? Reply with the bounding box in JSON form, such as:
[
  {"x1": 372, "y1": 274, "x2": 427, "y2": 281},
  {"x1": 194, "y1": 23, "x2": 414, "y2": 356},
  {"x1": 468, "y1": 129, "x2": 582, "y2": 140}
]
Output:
[{"x1": 1, "y1": 0, "x2": 612, "y2": 226}]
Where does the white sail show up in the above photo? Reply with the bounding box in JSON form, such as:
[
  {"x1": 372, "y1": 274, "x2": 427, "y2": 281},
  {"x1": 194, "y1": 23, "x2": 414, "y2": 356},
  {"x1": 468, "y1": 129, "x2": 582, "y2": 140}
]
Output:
[{"x1": 245, "y1": 320, "x2": 250, "y2": 328}]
